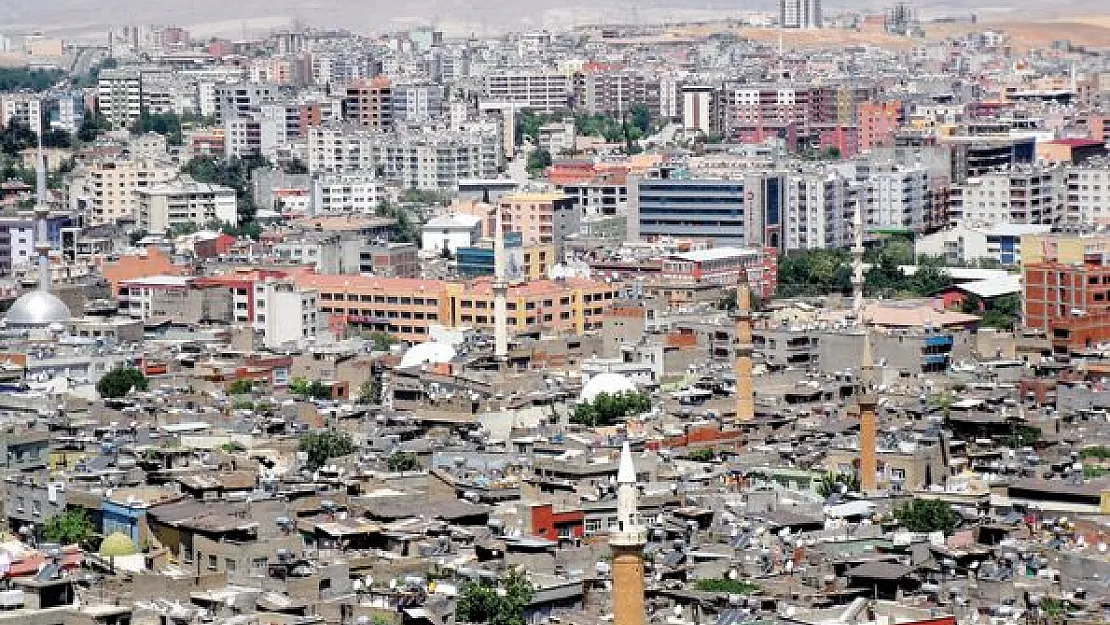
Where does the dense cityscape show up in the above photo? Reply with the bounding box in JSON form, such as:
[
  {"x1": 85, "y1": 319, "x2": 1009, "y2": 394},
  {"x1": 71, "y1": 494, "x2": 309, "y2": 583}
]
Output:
[{"x1": 0, "y1": 3, "x2": 1108, "y2": 625}]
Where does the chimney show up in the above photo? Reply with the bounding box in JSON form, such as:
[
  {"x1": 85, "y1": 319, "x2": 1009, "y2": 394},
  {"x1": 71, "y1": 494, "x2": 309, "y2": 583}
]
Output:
[{"x1": 735, "y1": 282, "x2": 754, "y2": 421}]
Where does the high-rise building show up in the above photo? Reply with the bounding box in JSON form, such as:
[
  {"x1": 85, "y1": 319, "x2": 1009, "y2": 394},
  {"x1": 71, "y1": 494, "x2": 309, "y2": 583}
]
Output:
[
  {"x1": 97, "y1": 69, "x2": 143, "y2": 129},
  {"x1": 780, "y1": 0, "x2": 822, "y2": 28},
  {"x1": 344, "y1": 76, "x2": 393, "y2": 130}
]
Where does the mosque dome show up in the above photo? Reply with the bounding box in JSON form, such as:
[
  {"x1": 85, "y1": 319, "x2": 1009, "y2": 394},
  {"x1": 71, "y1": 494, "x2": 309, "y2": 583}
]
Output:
[
  {"x1": 5, "y1": 289, "x2": 71, "y2": 328},
  {"x1": 399, "y1": 341, "x2": 457, "y2": 369},
  {"x1": 580, "y1": 372, "x2": 637, "y2": 403},
  {"x1": 98, "y1": 532, "x2": 138, "y2": 557}
]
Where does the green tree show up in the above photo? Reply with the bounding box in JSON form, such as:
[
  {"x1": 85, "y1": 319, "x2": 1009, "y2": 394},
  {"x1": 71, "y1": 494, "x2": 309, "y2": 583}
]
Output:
[
  {"x1": 816, "y1": 472, "x2": 861, "y2": 498},
  {"x1": 776, "y1": 249, "x2": 853, "y2": 298},
  {"x1": 227, "y1": 379, "x2": 254, "y2": 395},
  {"x1": 694, "y1": 578, "x2": 759, "y2": 594},
  {"x1": 220, "y1": 441, "x2": 247, "y2": 453},
  {"x1": 572, "y1": 391, "x2": 652, "y2": 427},
  {"x1": 42, "y1": 509, "x2": 95, "y2": 546},
  {"x1": 630, "y1": 104, "x2": 653, "y2": 135},
  {"x1": 386, "y1": 452, "x2": 420, "y2": 472},
  {"x1": 289, "y1": 377, "x2": 331, "y2": 400},
  {"x1": 77, "y1": 110, "x2": 110, "y2": 142},
  {"x1": 526, "y1": 148, "x2": 552, "y2": 176},
  {"x1": 132, "y1": 110, "x2": 185, "y2": 145},
  {"x1": 299, "y1": 430, "x2": 356, "y2": 470},
  {"x1": 455, "y1": 568, "x2": 534, "y2": 625},
  {"x1": 894, "y1": 498, "x2": 960, "y2": 534},
  {"x1": 375, "y1": 200, "x2": 421, "y2": 243},
  {"x1": 182, "y1": 155, "x2": 269, "y2": 225},
  {"x1": 369, "y1": 331, "x2": 397, "y2": 351},
  {"x1": 96, "y1": 367, "x2": 150, "y2": 398},
  {"x1": 687, "y1": 449, "x2": 715, "y2": 462},
  {"x1": 357, "y1": 375, "x2": 383, "y2": 406}
]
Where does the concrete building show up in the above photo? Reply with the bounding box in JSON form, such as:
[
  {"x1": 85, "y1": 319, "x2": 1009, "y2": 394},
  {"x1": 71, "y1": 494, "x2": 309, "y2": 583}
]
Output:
[
  {"x1": 1, "y1": 94, "x2": 43, "y2": 135},
  {"x1": 1064, "y1": 162, "x2": 1110, "y2": 228},
  {"x1": 137, "y1": 176, "x2": 238, "y2": 234},
  {"x1": 97, "y1": 69, "x2": 143, "y2": 129},
  {"x1": 482, "y1": 70, "x2": 572, "y2": 113},
  {"x1": 253, "y1": 277, "x2": 321, "y2": 348},
  {"x1": 578, "y1": 69, "x2": 661, "y2": 115},
  {"x1": 781, "y1": 0, "x2": 822, "y2": 28},
  {"x1": 498, "y1": 191, "x2": 577, "y2": 249},
  {"x1": 344, "y1": 76, "x2": 393, "y2": 130},
  {"x1": 952, "y1": 167, "x2": 1063, "y2": 227},
  {"x1": 681, "y1": 85, "x2": 720, "y2": 134},
  {"x1": 212, "y1": 83, "x2": 281, "y2": 124},
  {"x1": 391, "y1": 83, "x2": 444, "y2": 122},
  {"x1": 310, "y1": 172, "x2": 386, "y2": 215},
  {"x1": 422, "y1": 213, "x2": 483, "y2": 254},
  {"x1": 68, "y1": 158, "x2": 179, "y2": 226},
  {"x1": 308, "y1": 125, "x2": 503, "y2": 190},
  {"x1": 915, "y1": 224, "x2": 1051, "y2": 266}
]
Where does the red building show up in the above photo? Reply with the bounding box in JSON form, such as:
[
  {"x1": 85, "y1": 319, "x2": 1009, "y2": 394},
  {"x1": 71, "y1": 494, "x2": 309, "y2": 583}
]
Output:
[
  {"x1": 1024, "y1": 256, "x2": 1110, "y2": 353},
  {"x1": 529, "y1": 503, "x2": 585, "y2": 541},
  {"x1": 859, "y1": 100, "x2": 904, "y2": 152}
]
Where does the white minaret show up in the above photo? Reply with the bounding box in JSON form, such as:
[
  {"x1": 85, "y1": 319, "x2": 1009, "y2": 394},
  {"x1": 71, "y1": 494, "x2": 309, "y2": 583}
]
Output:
[
  {"x1": 851, "y1": 193, "x2": 865, "y2": 318},
  {"x1": 493, "y1": 207, "x2": 509, "y2": 360},
  {"x1": 615, "y1": 442, "x2": 645, "y2": 541},
  {"x1": 33, "y1": 135, "x2": 51, "y2": 292}
]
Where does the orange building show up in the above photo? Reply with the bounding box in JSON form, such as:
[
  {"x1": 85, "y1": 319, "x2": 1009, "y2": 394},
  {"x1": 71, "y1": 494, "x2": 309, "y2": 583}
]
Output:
[
  {"x1": 293, "y1": 271, "x2": 621, "y2": 343},
  {"x1": 859, "y1": 100, "x2": 904, "y2": 152},
  {"x1": 499, "y1": 191, "x2": 573, "y2": 246},
  {"x1": 344, "y1": 76, "x2": 393, "y2": 130},
  {"x1": 100, "y1": 246, "x2": 192, "y2": 296}
]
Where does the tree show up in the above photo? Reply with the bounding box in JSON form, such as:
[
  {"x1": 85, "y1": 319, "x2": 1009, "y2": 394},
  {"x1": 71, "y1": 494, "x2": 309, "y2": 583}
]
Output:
[
  {"x1": 42, "y1": 509, "x2": 95, "y2": 546},
  {"x1": 0, "y1": 67, "x2": 64, "y2": 92},
  {"x1": 128, "y1": 230, "x2": 149, "y2": 246},
  {"x1": 455, "y1": 568, "x2": 534, "y2": 625},
  {"x1": 182, "y1": 155, "x2": 269, "y2": 225},
  {"x1": 289, "y1": 377, "x2": 331, "y2": 400},
  {"x1": 357, "y1": 376, "x2": 383, "y2": 405},
  {"x1": 375, "y1": 200, "x2": 421, "y2": 243},
  {"x1": 132, "y1": 110, "x2": 184, "y2": 145},
  {"x1": 571, "y1": 391, "x2": 652, "y2": 427},
  {"x1": 386, "y1": 452, "x2": 419, "y2": 472},
  {"x1": 96, "y1": 367, "x2": 149, "y2": 398},
  {"x1": 816, "y1": 472, "x2": 861, "y2": 498},
  {"x1": 227, "y1": 379, "x2": 254, "y2": 395},
  {"x1": 299, "y1": 430, "x2": 356, "y2": 470},
  {"x1": 526, "y1": 148, "x2": 552, "y2": 176},
  {"x1": 220, "y1": 441, "x2": 247, "y2": 453},
  {"x1": 369, "y1": 331, "x2": 397, "y2": 352},
  {"x1": 77, "y1": 110, "x2": 110, "y2": 142},
  {"x1": 687, "y1": 449, "x2": 715, "y2": 462},
  {"x1": 694, "y1": 578, "x2": 759, "y2": 594},
  {"x1": 894, "y1": 498, "x2": 960, "y2": 534},
  {"x1": 630, "y1": 103, "x2": 653, "y2": 135}
]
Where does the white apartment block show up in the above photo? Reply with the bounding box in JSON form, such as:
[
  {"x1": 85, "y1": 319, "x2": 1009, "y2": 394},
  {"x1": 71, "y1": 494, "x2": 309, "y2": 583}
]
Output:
[
  {"x1": 68, "y1": 158, "x2": 178, "y2": 226},
  {"x1": 311, "y1": 172, "x2": 386, "y2": 214},
  {"x1": 953, "y1": 167, "x2": 1063, "y2": 227},
  {"x1": 482, "y1": 70, "x2": 572, "y2": 113},
  {"x1": 784, "y1": 171, "x2": 858, "y2": 251},
  {"x1": 137, "y1": 176, "x2": 238, "y2": 234},
  {"x1": 1064, "y1": 164, "x2": 1110, "y2": 228},
  {"x1": 225, "y1": 114, "x2": 284, "y2": 160},
  {"x1": 859, "y1": 164, "x2": 931, "y2": 230},
  {"x1": 253, "y1": 278, "x2": 321, "y2": 349},
  {"x1": 50, "y1": 93, "x2": 85, "y2": 133},
  {"x1": 307, "y1": 125, "x2": 503, "y2": 190},
  {"x1": 97, "y1": 69, "x2": 143, "y2": 129},
  {"x1": 1, "y1": 95, "x2": 42, "y2": 135}
]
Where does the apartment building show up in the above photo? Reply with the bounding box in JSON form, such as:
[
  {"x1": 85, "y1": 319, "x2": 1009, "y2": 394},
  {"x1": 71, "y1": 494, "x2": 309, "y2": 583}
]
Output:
[
  {"x1": 1064, "y1": 163, "x2": 1110, "y2": 228},
  {"x1": 1, "y1": 94, "x2": 43, "y2": 135},
  {"x1": 311, "y1": 172, "x2": 386, "y2": 214},
  {"x1": 253, "y1": 278, "x2": 321, "y2": 349},
  {"x1": 1024, "y1": 235, "x2": 1110, "y2": 353},
  {"x1": 307, "y1": 125, "x2": 503, "y2": 189},
  {"x1": 783, "y1": 169, "x2": 858, "y2": 250},
  {"x1": 212, "y1": 83, "x2": 281, "y2": 124},
  {"x1": 392, "y1": 83, "x2": 445, "y2": 122},
  {"x1": 97, "y1": 69, "x2": 143, "y2": 129},
  {"x1": 858, "y1": 163, "x2": 934, "y2": 230},
  {"x1": 859, "y1": 100, "x2": 904, "y2": 152},
  {"x1": 68, "y1": 158, "x2": 179, "y2": 226},
  {"x1": 951, "y1": 167, "x2": 1063, "y2": 227},
  {"x1": 343, "y1": 76, "x2": 393, "y2": 130},
  {"x1": 296, "y1": 272, "x2": 622, "y2": 343},
  {"x1": 499, "y1": 191, "x2": 577, "y2": 248},
  {"x1": 47, "y1": 92, "x2": 85, "y2": 133},
  {"x1": 781, "y1": 0, "x2": 821, "y2": 28},
  {"x1": 482, "y1": 70, "x2": 573, "y2": 113},
  {"x1": 578, "y1": 69, "x2": 661, "y2": 115},
  {"x1": 137, "y1": 176, "x2": 238, "y2": 234}
]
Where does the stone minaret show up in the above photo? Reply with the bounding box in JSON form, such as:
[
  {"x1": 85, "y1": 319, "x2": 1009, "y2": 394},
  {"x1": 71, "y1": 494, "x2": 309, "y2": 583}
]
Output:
[
  {"x1": 858, "y1": 327, "x2": 878, "y2": 493},
  {"x1": 493, "y1": 207, "x2": 508, "y2": 360},
  {"x1": 735, "y1": 282, "x2": 755, "y2": 421},
  {"x1": 611, "y1": 442, "x2": 646, "y2": 625}
]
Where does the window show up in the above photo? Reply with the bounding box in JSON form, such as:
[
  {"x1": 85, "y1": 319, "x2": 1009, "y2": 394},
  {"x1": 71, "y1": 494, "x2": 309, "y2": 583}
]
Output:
[
  {"x1": 225, "y1": 558, "x2": 237, "y2": 572},
  {"x1": 208, "y1": 554, "x2": 218, "y2": 570}
]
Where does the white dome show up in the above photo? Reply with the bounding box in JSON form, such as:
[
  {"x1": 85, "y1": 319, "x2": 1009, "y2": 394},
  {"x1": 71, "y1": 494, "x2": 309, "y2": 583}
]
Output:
[
  {"x1": 5, "y1": 289, "x2": 71, "y2": 328},
  {"x1": 399, "y1": 341, "x2": 456, "y2": 369},
  {"x1": 580, "y1": 372, "x2": 636, "y2": 402}
]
